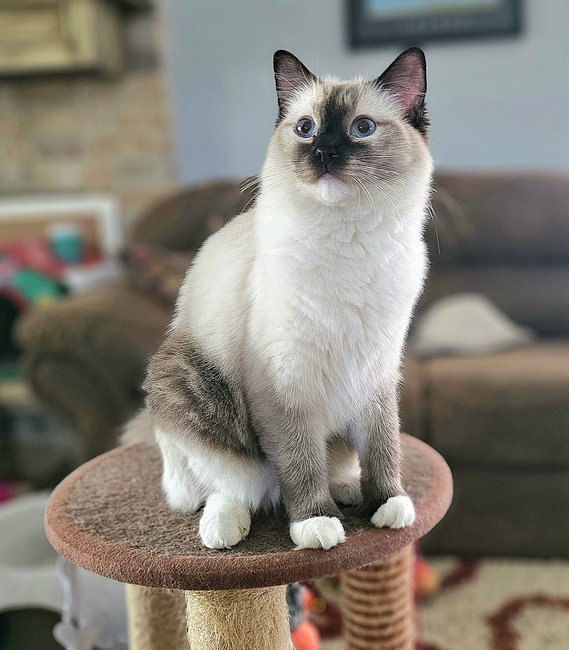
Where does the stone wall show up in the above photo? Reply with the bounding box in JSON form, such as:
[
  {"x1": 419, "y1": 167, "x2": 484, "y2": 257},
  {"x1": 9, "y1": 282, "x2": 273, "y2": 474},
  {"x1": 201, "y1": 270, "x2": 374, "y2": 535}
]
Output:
[{"x1": 0, "y1": 2, "x2": 176, "y2": 221}]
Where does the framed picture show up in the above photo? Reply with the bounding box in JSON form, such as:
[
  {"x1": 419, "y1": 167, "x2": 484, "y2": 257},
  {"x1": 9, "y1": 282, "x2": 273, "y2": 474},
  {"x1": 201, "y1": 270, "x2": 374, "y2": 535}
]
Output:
[
  {"x1": 347, "y1": 0, "x2": 522, "y2": 48},
  {"x1": 0, "y1": 196, "x2": 123, "y2": 258}
]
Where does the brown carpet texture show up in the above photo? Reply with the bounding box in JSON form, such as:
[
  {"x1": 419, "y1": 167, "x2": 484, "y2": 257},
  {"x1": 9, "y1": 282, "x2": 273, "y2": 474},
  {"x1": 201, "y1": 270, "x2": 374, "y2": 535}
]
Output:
[{"x1": 45, "y1": 434, "x2": 452, "y2": 590}]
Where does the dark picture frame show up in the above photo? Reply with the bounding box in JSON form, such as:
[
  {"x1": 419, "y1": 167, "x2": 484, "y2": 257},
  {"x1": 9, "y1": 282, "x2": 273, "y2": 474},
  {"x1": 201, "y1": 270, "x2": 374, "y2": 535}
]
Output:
[{"x1": 347, "y1": 0, "x2": 522, "y2": 48}]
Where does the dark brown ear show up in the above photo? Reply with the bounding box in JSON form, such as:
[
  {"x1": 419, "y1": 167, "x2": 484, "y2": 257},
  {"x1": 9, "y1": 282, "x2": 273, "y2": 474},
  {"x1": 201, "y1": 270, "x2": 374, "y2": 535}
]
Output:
[
  {"x1": 273, "y1": 50, "x2": 317, "y2": 121},
  {"x1": 374, "y1": 47, "x2": 428, "y2": 135}
]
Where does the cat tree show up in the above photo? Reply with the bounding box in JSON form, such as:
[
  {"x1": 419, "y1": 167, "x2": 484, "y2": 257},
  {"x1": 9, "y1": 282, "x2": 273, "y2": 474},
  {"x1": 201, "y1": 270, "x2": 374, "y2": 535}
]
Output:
[{"x1": 45, "y1": 434, "x2": 452, "y2": 650}]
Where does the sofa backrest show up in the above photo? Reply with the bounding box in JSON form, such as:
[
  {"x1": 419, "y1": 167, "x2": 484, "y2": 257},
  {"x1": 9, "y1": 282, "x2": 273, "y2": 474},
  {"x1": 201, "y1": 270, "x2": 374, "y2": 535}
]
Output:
[
  {"x1": 423, "y1": 173, "x2": 569, "y2": 338},
  {"x1": 129, "y1": 173, "x2": 569, "y2": 339}
]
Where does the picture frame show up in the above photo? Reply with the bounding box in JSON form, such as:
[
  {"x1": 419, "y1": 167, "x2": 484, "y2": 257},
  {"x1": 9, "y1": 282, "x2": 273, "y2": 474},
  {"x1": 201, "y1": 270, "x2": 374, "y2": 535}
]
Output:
[
  {"x1": 347, "y1": 0, "x2": 522, "y2": 48},
  {"x1": 0, "y1": 195, "x2": 123, "y2": 257}
]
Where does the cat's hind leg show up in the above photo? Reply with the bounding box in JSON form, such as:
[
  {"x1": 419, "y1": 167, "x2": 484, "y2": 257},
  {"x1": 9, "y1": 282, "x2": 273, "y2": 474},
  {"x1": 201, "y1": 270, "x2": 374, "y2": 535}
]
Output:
[
  {"x1": 145, "y1": 332, "x2": 277, "y2": 549},
  {"x1": 199, "y1": 493, "x2": 252, "y2": 550},
  {"x1": 156, "y1": 431, "x2": 205, "y2": 514},
  {"x1": 191, "y1": 448, "x2": 279, "y2": 550},
  {"x1": 327, "y1": 436, "x2": 362, "y2": 507}
]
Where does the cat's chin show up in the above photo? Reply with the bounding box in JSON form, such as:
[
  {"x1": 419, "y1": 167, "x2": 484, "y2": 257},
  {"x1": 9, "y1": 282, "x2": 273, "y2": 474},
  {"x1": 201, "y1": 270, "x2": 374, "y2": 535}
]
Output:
[{"x1": 314, "y1": 173, "x2": 350, "y2": 205}]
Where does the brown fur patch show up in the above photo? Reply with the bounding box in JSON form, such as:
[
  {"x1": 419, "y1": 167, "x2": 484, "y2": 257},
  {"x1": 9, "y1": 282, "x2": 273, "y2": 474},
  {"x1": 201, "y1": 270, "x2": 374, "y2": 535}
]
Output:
[{"x1": 144, "y1": 332, "x2": 262, "y2": 457}]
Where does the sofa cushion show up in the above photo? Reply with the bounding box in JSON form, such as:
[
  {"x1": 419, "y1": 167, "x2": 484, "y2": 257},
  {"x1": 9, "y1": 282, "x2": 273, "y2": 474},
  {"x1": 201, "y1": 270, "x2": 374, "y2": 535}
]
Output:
[
  {"x1": 424, "y1": 341, "x2": 569, "y2": 467},
  {"x1": 411, "y1": 293, "x2": 534, "y2": 357}
]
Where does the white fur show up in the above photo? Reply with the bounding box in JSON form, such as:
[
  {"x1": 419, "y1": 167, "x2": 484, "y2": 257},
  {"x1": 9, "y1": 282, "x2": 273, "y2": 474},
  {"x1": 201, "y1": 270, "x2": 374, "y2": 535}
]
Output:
[
  {"x1": 162, "y1": 76, "x2": 432, "y2": 550},
  {"x1": 250, "y1": 193, "x2": 428, "y2": 427},
  {"x1": 156, "y1": 428, "x2": 279, "y2": 513},
  {"x1": 290, "y1": 517, "x2": 346, "y2": 550},
  {"x1": 371, "y1": 495, "x2": 416, "y2": 529},
  {"x1": 317, "y1": 174, "x2": 350, "y2": 204},
  {"x1": 158, "y1": 434, "x2": 203, "y2": 513},
  {"x1": 157, "y1": 428, "x2": 278, "y2": 549},
  {"x1": 199, "y1": 493, "x2": 251, "y2": 549}
]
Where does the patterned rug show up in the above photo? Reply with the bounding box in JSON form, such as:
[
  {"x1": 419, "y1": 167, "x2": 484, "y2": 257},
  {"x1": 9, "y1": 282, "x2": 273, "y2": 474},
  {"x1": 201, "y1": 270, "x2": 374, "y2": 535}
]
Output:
[
  {"x1": 320, "y1": 557, "x2": 569, "y2": 650},
  {"x1": 420, "y1": 557, "x2": 569, "y2": 650}
]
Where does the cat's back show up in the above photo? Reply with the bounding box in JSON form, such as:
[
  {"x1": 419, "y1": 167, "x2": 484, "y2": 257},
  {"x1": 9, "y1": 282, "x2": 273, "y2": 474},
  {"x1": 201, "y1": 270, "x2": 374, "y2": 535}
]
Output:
[{"x1": 172, "y1": 210, "x2": 256, "y2": 375}]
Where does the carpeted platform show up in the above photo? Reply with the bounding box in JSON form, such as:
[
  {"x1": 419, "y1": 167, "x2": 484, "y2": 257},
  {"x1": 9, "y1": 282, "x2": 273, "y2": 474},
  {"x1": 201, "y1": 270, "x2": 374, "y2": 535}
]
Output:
[{"x1": 45, "y1": 435, "x2": 452, "y2": 591}]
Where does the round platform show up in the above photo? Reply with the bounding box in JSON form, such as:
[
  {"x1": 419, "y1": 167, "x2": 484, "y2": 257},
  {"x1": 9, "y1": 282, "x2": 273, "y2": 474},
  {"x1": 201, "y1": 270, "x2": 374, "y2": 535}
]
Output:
[{"x1": 45, "y1": 434, "x2": 452, "y2": 591}]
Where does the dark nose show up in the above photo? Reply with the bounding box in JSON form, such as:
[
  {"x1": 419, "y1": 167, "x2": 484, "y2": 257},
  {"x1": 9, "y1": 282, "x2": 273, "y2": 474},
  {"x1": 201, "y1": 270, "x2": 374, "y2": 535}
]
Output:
[{"x1": 315, "y1": 145, "x2": 338, "y2": 165}]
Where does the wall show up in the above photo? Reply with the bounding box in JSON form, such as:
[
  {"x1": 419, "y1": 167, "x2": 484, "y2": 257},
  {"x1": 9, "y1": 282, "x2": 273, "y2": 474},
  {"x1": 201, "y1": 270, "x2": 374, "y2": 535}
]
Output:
[
  {"x1": 164, "y1": 0, "x2": 569, "y2": 184},
  {"x1": 0, "y1": 1, "x2": 176, "y2": 220}
]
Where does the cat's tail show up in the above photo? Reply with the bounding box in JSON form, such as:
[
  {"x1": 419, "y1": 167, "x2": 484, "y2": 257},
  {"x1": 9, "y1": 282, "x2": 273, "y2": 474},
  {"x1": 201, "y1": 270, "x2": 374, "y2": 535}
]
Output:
[{"x1": 120, "y1": 408, "x2": 156, "y2": 446}]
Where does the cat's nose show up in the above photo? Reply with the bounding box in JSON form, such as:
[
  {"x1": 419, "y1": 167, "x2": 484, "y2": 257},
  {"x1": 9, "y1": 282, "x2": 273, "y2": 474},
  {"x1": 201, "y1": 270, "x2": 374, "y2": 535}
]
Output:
[{"x1": 315, "y1": 145, "x2": 338, "y2": 165}]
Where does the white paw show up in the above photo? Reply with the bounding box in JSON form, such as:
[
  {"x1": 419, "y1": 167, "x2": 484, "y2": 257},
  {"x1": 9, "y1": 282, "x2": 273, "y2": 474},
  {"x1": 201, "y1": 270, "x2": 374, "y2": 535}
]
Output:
[
  {"x1": 290, "y1": 516, "x2": 346, "y2": 550},
  {"x1": 199, "y1": 496, "x2": 251, "y2": 549},
  {"x1": 371, "y1": 495, "x2": 415, "y2": 529},
  {"x1": 331, "y1": 482, "x2": 363, "y2": 507}
]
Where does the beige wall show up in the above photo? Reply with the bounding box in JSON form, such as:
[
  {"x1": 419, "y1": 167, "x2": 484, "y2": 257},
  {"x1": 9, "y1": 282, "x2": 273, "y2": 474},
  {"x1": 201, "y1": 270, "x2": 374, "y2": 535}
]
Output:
[{"x1": 0, "y1": 2, "x2": 176, "y2": 221}]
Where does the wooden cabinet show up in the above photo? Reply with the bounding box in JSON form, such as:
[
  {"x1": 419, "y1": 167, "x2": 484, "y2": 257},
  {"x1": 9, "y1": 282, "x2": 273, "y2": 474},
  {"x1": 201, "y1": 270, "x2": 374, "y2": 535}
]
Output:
[{"x1": 0, "y1": 0, "x2": 127, "y2": 76}]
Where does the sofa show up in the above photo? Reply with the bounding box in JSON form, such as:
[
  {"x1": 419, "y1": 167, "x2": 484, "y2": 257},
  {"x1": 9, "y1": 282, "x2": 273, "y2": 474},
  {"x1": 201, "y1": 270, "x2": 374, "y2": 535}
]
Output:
[{"x1": 17, "y1": 173, "x2": 569, "y2": 557}]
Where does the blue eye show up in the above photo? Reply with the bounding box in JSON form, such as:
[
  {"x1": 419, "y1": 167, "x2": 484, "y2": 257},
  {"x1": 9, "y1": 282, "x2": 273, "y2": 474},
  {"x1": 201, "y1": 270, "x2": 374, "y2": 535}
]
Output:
[
  {"x1": 295, "y1": 117, "x2": 317, "y2": 138},
  {"x1": 351, "y1": 116, "x2": 376, "y2": 138}
]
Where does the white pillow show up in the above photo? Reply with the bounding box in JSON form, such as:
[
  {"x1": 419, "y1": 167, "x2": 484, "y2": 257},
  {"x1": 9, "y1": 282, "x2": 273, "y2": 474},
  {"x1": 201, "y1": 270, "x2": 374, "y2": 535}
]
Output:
[{"x1": 410, "y1": 293, "x2": 535, "y2": 358}]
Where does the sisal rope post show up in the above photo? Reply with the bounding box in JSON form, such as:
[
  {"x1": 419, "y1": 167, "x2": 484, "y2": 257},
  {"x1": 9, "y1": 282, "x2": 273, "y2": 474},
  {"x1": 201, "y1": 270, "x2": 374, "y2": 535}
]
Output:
[
  {"x1": 185, "y1": 585, "x2": 293, "y2": 650},
  {"x1": 126, "y1": 584, "x2": 189, "y2": 650},
  {"x1": 341, "y1": 544, "x2": 415, "y2": 650}
]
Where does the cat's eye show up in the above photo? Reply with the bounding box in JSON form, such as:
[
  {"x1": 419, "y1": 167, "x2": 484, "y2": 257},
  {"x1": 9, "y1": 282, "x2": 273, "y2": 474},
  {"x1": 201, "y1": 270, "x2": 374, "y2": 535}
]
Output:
[
  {"x1": 295, "y1": 117, "x2": 317, "y2": 138},
  {"x1": 351, "y1": 116, "x2": 376, "y2": 138}
]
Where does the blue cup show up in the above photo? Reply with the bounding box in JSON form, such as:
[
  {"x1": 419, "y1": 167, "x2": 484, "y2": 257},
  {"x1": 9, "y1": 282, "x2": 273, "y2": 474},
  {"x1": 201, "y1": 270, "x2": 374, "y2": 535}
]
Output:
[{"x1": 49, "y1": 224, "x2": 83, "y2": 264}]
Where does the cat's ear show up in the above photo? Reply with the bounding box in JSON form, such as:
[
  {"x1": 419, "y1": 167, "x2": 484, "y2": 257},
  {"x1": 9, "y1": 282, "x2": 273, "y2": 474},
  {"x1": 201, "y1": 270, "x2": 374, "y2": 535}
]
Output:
[
  {"x1": 273, "y1": 50, "x2": 317, "y2": 120},
  {"x1": 374, "y1": 47, "x2": 428, "y2": 135}
]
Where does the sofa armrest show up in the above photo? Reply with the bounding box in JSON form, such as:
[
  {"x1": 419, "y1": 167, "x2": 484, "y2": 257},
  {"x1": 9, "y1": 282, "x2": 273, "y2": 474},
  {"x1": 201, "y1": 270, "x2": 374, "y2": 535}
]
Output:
[{"x1": 16, "y1": 281, "x2": 170, "y2": 458}]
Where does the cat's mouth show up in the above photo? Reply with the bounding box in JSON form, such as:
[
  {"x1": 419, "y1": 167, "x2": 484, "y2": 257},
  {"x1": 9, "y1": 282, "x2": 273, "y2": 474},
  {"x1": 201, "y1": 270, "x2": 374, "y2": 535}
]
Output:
[
  {"x1": 317, "y1": 169, "x2": 347, "y2": 184},
  {"x1": 315, "y1": 170, "x2": 350, "y2": 203}
]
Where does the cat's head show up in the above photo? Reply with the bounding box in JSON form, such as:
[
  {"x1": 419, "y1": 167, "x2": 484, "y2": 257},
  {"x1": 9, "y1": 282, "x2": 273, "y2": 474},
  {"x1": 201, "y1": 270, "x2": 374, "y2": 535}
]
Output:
[{"x1": 264, "y1": 48, "x2": 432, "y2": 208}]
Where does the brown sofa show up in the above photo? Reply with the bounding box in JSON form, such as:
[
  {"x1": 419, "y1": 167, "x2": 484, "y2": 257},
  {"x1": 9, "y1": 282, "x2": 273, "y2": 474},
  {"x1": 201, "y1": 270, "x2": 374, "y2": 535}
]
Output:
[{"x1": 17, "y1": 173, "x2": 569, "y2": 557}]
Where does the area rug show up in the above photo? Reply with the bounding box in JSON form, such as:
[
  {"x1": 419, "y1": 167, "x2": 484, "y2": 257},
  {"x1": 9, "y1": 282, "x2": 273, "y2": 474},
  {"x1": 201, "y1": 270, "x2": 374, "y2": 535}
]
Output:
[
  {"x1": 320, "y1": 557, "x2": 569, "y2": 650},
  {"x1": 420, "y1": 557, "x2": 569, "y2": 650}
]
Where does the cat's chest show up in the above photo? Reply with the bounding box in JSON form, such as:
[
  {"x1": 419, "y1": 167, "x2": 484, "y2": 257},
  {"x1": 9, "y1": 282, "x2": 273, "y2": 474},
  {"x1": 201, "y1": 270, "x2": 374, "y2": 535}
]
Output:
[
  {"x1": 274, "y1": 227, "x2": 420, "y2": 321},
  {"x1": 252, "y1": 227, "x2": 424, "y2": 401}
]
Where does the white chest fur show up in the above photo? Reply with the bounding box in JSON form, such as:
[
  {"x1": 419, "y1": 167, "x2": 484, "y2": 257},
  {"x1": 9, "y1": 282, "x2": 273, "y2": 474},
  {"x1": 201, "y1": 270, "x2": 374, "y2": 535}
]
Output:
[{"x1": 249, "y1": 199, "x2": 427, "y2": 428}]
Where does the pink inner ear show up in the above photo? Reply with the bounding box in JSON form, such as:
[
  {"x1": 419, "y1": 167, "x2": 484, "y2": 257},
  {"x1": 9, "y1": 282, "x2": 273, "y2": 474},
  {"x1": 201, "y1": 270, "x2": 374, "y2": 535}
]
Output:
[
  {"x1": 395, "y1": 66, "x2": 424, "y2": 112},
  {"x1": 380, "y1": 51, "x2": 426, "y2": 114}
]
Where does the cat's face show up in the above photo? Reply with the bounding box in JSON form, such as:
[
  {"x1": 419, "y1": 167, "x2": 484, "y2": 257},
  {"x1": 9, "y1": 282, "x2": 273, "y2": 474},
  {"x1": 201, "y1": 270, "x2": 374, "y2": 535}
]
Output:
[{"x1": 265, "y1": 49, "x2": 432, "y2": 208}]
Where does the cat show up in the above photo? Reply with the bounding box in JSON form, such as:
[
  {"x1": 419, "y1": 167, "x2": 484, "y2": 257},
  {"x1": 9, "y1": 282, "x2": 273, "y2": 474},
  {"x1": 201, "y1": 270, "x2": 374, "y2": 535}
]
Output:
[{"x1": 139, "y1": 47, "x2": 433, "y2": 551}]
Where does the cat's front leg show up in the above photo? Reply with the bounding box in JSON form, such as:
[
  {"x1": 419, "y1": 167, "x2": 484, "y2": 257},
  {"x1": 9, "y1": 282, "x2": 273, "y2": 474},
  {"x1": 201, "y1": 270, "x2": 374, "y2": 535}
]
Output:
[
  {"x1": 255, "y1": 404, "x2": 345, "y2": 550},
  {"x1": 356, "y1": 389, "x2": 416, "y2": 529}
]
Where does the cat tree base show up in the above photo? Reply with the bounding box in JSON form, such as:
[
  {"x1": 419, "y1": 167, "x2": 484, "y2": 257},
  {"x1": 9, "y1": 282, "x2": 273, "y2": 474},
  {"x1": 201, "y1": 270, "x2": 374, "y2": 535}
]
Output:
[
  {"x1": 185, "y1": 585, "x2": 292, "y2": 650},
  {"x1": 126, "y1": 584, "x2": 292, "y2": 650},
  {"x1": 45, "y1": 435, "x2": 451, "y2": 650},
  {"x1": 126, "y1": 585, "x2": 188, "y2": 650}
]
